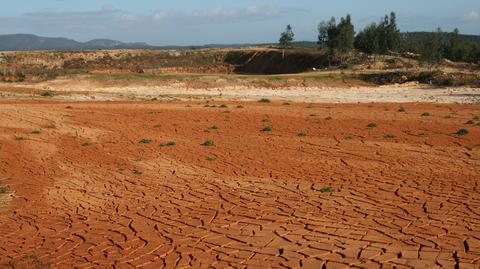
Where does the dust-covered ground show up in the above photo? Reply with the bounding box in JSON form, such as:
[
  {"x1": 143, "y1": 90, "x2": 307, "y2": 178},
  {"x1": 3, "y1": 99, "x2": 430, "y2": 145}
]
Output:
[
  {"x1": 1, "y1": 77, "x2": 479, "y2": 103},
  {"x1": 0, "y1": 100, "x2": 479, "y2": 268}
]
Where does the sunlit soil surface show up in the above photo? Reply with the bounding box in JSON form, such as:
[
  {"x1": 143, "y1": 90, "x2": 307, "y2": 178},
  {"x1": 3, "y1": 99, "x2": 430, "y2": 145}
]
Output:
[{"x1": 0, "y1": 100, "x2": 479, "y2": 268}]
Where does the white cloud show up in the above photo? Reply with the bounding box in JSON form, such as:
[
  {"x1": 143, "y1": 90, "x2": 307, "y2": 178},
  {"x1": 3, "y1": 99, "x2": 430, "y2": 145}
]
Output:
[
  {"x1": 0, "y1": 5, "x2": 307, "y2": 44},
  {"x1": 463, "y1": 11, "x2": 480, "y2": 21}
]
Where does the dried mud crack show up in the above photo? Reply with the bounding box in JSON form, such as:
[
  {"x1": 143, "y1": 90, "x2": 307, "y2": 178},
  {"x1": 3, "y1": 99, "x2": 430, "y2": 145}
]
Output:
[{"x1": 0, "y1": 100, "x2": 479, "y2": 268}]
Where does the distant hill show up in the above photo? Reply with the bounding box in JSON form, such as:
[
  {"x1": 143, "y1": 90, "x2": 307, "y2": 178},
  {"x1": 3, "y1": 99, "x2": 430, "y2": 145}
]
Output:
[
  {"x1": 0, "y1": 34, "x2": 273, "y2": 51},
  {"x1": 0, "y1": 32, "x2": 479, "y2": 52},
  {"x1": 404, "y1": 32, "x2": 480, "y2": 43},
  {"x1": 0, "y1": 34, "x2": 154, "y2": 51}
]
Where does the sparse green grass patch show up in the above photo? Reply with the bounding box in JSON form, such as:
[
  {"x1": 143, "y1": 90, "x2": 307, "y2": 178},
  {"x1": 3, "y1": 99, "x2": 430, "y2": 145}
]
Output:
[
  {"x1": 320, "y1": 187, "x2": 334, "y2": 193},
  {"x1": 201, "y1": 139, "x2": 215, "y2": 146},
  {"x1": 160, "y1": 141, "x2": 176, "y2": 147},
  {"x1": 139, "y1": 139, "x2": 153, "y2": 144},
  {"x1": 456, "y1": 129, "x2": 469, "y2": 136},
  {"x1": 40, "y1": 91, "x2": 54, "y2": 97},
  {"x1": 23, "y1": 254, "x2": 51, "y2": 269},
  {"x1": 0, "y1": 186, "x2": 8, "y2": 194}
]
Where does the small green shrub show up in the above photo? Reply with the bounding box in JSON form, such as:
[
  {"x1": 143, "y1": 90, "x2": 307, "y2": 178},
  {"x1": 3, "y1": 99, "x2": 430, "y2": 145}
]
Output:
[
  {"x1": 262, "y1": 126, "x2": 272, "y2": 132},
  {"x1": 160, "y1": 141, "x2": 176, "y2": 147},
  {"x1": 297, "y1": 132, "x2": 307, "y2": 137},
  {"x1": 82, "y1": 142, "x2": 92, "y2": 147},
  {"x1": 262, "y1": 118, "x2": 271, "y2": 123},
  {"x1": 15, "y1": 136, "x2": 26, "y2": 141},
  {"x1": 133, "y1": 170, "x2": 143, "y2": 175},
  {"x1": 465, "y1": 120, "x2": 475, "y2": 125},
  {"x1": 209, "y1": 125, "x2": 219, "y2": 130},
  {"x1": 320, "y1": 187, "x2": 334, "y2": 193},
  {"x1": 201, "y1": 139, "x2": 215, "y2": 146},
  {"x1": 384, "y1": 134, "x2": 396, "y2": 139},
  {"x1": 30, "y1": 130, "x2": 42, "y2": 135},
  {"x1": 367, "y1": 122, "x2": 377, "y2": 128},
  {"x1": 40, "y1": 91, "x2": 54, "y2": 97},
  {"x1": 258, "y1": 98, "x2": 271, "y2": 103},
  {"x1": 345, "y1": 136, "x2": 353, "y2": 140},
  {"x1": 398, "y1": 107, "x2": 406, "y2": 112},
  {"x1": 236, "y1": 105, "x2": 244, "y2": 108},
  {"x1": 422, "y1": 112, "x2": 430, "y2": 117},
  {"x1": 456, "y1": 129, "x2": 469, "y2": 136},
  {"x1": 0, "y1": 186, "x2": 8, "y2": 194},
  {"x1": 139, "y1": 139, "x2": 152, "y2": 144},
  {"x1": 325, "y1": 116, "x2": 333, "y2": 120},
  {"x1": 219, "y1": 104, "x2": 228, "y2": 108}
]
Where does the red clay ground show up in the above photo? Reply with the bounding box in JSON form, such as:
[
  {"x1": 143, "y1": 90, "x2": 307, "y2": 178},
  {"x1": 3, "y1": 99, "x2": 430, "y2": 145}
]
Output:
[{"x1": 0, "y1": 100, "x2": 479, "y2": 268}]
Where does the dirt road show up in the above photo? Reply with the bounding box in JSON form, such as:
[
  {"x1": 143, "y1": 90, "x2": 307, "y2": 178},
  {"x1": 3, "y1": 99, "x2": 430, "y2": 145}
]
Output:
[{"x1": 0, "y1": 100, "x2": 479, "y2": 268}]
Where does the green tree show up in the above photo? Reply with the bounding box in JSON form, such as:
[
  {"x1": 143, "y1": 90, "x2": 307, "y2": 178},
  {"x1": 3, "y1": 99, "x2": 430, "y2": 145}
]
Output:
[
  {"x1": 386, "y1": 12, "x2": 402, "y2": 52},
  {"x1": 355, "y1": 23, "x2": 380, "y2": 54},
  {"x1": 326, "y1": 17, "x2": 338, "y2": 49},
  {"x1": 279, "y1": 24, "x2": 295, "y2": 48},
  {"x1": 445, "y1": 28, "x2": 463, "y2": 61},
  {"x1": 336, "y1": 14, "x2": 355, "y2": 53},
  {"x1": 420, "y1": 27, "x2": 446, "y2": 63},
  {"x1": 318, "y1": 15, "x2": 354, "y2": 53},
  {"x1": 317, "y1": 21, "x2": 329, "y2": 47},
  {"x1": 355, "y1": 11, "x2": 403, "y2": 54}
]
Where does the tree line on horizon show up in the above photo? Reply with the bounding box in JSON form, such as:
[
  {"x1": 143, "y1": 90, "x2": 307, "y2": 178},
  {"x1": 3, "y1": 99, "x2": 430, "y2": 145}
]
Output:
[{"x1": 279, "y1": 12, "x2": 480, "y2": 64}]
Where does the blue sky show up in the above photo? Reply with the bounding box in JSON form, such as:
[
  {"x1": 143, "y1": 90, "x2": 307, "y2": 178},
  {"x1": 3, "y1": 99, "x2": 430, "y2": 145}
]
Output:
[{"x1": 1, "y1": 0, "x2": 479, "y2": 45}]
